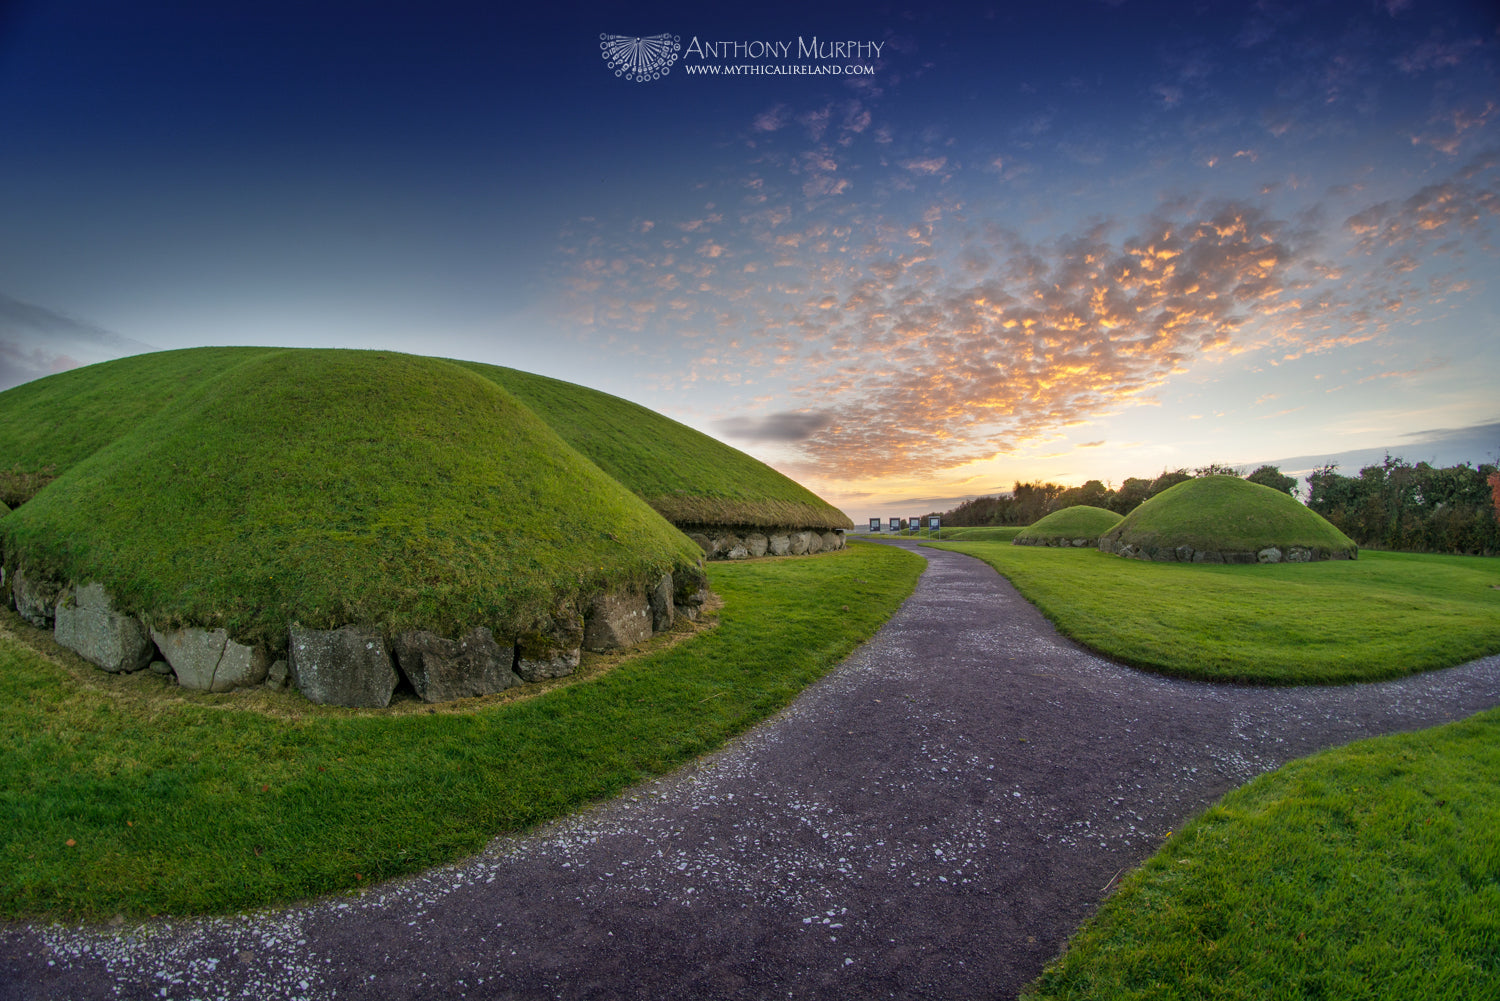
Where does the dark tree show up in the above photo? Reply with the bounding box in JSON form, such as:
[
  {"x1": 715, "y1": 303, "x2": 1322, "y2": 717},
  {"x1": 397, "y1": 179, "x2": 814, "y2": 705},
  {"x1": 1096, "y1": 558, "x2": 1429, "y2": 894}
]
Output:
[{"x1": 1245, "y1": 464, "x2": 1297, "y2": 495}]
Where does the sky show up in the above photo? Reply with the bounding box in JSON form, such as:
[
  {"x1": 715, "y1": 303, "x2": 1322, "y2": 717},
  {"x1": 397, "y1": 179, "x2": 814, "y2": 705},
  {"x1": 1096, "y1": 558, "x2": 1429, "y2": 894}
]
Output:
[{"x1": 1, "y1": 0, "x2": 1497, "y2": 522}]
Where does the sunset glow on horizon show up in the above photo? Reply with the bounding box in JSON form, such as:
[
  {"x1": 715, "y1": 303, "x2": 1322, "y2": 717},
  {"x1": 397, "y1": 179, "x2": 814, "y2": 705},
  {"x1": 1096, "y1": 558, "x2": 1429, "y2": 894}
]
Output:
[{"x1": 1, "y1": 0, "x2": 1496, "y2": 521}]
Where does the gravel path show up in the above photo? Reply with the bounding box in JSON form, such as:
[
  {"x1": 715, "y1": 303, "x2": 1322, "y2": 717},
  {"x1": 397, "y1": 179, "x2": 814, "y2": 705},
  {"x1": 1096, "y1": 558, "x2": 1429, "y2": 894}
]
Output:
[{"x1": 4, "y1": 541, "x2": 1498, "y2": 1001}]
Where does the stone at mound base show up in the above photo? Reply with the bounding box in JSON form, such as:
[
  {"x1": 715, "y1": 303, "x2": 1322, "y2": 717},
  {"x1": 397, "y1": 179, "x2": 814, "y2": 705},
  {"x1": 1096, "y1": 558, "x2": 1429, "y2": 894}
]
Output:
[
  {"x1": 768, "y1": 534, "x2": 791, "y2": 556},
  {"x1": 394, "y1": 626, "x2": 521, "y2": 703},
  {"x1": 673, "y1": 567, "x2": 709, "y2": 622},
  {"x1": 649, "y1": 574, "x2": 675, "y2": 632},
  {"x1": 12, "y1": 569, "x2": 62, "y2": 629},
  {"x1": 151, "y1": 625, "x2": 270, "y2": 691},
  {"x1": 289, "y1": 624, "x2": 399, "y2": 708},
  {"x1": 583, "y1": 588, "x2": 653, "y2": 652},
  {"x1": 516, "y1": 611, "x2": 583, "y2": 682},
  {"x1": 54, "y1": 583, "x2": 154, "y2": 674}
]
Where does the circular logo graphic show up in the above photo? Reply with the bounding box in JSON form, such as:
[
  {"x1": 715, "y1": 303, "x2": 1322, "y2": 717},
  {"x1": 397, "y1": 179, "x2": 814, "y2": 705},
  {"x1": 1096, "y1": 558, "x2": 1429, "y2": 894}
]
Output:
[{"x1": 600, "y1": 33, "x2": 682, "y2": 83}]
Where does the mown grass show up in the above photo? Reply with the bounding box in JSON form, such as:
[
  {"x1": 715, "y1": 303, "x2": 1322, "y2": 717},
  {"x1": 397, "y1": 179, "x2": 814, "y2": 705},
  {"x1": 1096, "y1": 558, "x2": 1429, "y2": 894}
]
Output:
[
  {"x1": 0, "y1": 541, "x2": 921, "y2": 920},
  {"x1": 930, "y1": 543, "x2": 1500, "y2": 683},
  {"x1": 922, "y1": 526, "x2": 1025, "y2": 542},
  {"x1": 1103, "y1": 474, "x2": 1356, "y2": 556},
  {"x1": 1015, "y1": 505, "x2": 1122, "y2": 542},
  {"x1": 457, "y1": 361, "x2": 851, "y2": 529},
  {"x1": 1, "y1": 350, "x2": 699, "y2": 648},
  {"x1": 1023, "y1": 708, "x2": 1500, "y2": 1001}
]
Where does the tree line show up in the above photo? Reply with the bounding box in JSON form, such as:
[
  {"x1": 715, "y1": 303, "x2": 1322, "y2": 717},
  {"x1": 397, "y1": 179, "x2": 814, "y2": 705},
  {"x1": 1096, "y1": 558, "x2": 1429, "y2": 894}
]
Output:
[{"x1": 934, "y1": 457, "x2": 1500, "y2": 555}]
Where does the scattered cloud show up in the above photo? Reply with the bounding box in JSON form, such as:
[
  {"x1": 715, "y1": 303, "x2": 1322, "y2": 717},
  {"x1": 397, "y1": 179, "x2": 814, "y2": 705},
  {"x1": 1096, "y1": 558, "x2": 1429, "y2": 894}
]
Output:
[{"x1": 717, "y1": 410, "x2": 833, "y2": 442}]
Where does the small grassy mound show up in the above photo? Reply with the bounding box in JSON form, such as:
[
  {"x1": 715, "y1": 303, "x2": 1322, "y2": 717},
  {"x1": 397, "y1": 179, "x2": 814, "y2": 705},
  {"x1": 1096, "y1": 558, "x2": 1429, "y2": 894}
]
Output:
[
  {"x1": 1024, "y1": 707, "x2": 1500, "y2": 1000},
  {"x1": 1101, "y1": 475, "x2": 1356, "y2": 559},
  {"x1": 455, "y1": 362, "x2": 852, "y2": 530},
  {"x1": 0, "y1": 350, "x2": 700, "y2": 648},
  {"x1": 1015, "y1": 505, "x2": 1122, "y2": 544},
  {"x1": 928, "y1": 543, "x2": 1500, "y2": 683}
]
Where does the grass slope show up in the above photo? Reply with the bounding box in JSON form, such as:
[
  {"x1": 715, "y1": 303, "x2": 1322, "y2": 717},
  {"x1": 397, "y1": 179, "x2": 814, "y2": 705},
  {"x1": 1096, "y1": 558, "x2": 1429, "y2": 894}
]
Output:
[
  {"x1": 456, "y1": 361, "x2": 852, "y2": 529},
  {"x1": 0, "y1": 346, "x2": 270, "y2": 476},
  {"x1": 1, "y1": 350, "x2": 699, "y2": 647},
  {"x1": 0, "y1": 542, "x2": 922, "y2": 918},
  {"x1": 929, "y1": 543, "x2": 1500, "y2": 683},
  {"x1": 1024, "y1": 708, "x2": 1500, "y2": 1000},
  {"x1": 1016, "y1": 505, "x2": 1123, "y2": 542},
  {"x1": 1102, "y1": 475, "x2": 1355, "y2": 556},
  {"x1": 0, "y1": 349, "x2": 851, "y2": 532}
]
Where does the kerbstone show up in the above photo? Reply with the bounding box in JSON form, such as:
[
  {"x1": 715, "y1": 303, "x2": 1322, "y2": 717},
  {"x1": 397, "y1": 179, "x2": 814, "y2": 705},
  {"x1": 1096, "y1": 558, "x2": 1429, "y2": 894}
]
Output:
[
  {"x1": 394, "y1": 626, "x2": 520, "y2": 703},
  {"x1": 151, "y1": 625, "x2": 269, "y2": 692},
  {"x1": 54, "y1": 583, "x2": 154, "y2": 674},
  {"x1": 288, "y1": 624, "x2": 399, "y2": 708},
  {"x1": 583, "y1": 588, "x2": 652, "y2": 652},
  {"x1": 517, "y1": 611, "x2": 583, "y2": 681}
]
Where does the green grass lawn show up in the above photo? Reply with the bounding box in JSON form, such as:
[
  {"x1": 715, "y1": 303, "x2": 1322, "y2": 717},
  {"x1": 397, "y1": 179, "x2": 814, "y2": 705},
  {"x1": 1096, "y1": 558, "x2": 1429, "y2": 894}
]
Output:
[
  {"x1": 935, "y1": 537, "x2": 1500, "y2": 998},
  {"x1": 925, "y1": 525, "x2": 1025, "y2": 542},
  {"x1": 1023, "y1": 708, "x2": 1500, "y2": 1001},
  {"x1": 931, "y1": 542, "x2": 1500, "y2": 683},
  {"x1": 0, "y1": 541, "x2": 922, "y2": 920}
]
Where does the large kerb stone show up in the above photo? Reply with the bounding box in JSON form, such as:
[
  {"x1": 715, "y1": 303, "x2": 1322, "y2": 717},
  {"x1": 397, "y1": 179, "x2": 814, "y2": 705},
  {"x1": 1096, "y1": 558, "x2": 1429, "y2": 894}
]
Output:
[
  {"x1": 517, "y1": 610, "x2": 583, "y2": 682},
  {"x1": 583, "y1": 588, "x2": 652, "y2": 651},
  {"x1": 649, "y1": 574, "x2": 675, "y2": 632},
  {"x1": 394, "y1": 626, "x2": 521, "y2": 703},
  {"x1": 151, "y1": 625, "x2": 269, "y2": 691},
  {"x1": 289, "y1": 624, "x2": 399, "y2": 708},
  {"x1": 12, "y1": 569, "x2": 63, "y2": 629},
  {"x1": 54, "y1": 583, "x2": 154, "y2": 673}
]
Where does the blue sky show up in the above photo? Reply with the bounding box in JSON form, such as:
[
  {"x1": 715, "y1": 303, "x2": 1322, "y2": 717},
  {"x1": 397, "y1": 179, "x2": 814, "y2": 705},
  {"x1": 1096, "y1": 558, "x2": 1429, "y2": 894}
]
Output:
[{"x1": 1, "y1": 0, "x2": 1497, "y2": 520}]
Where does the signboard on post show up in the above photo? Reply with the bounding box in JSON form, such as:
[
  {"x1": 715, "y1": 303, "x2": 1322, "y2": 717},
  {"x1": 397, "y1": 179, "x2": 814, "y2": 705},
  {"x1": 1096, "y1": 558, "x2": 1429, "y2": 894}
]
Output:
[
  {"x1": 910, "y1": 516, "x2": 921, "y2": 536},
  {"x1": 869, "y1": 517, "x2": 881, "y2": 533},
  {"x1": 929, "y1": 515, "x2": 941, "y2": 534},
  {"x1": 889, "y1": 517, "x2": 900, "y2": 532}
]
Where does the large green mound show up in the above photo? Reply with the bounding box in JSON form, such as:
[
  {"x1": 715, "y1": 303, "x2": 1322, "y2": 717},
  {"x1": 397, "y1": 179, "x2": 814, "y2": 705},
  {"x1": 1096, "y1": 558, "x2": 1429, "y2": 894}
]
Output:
[
  {"x1": 0, "y1": 347, "x2": 850, "y2": 532},
  {"x1": 0, "y1": 349, "x2": 701, "y2": 647},
  {"x1": 1100, "y1": 475, "x2": 1357, "y2": 562},
  {"x1": 1015, "y1": 505, "x2": 1122, "y2": 545},
  {"x1": 454, "y1": 361, "x2": 851, "y2": 530}
]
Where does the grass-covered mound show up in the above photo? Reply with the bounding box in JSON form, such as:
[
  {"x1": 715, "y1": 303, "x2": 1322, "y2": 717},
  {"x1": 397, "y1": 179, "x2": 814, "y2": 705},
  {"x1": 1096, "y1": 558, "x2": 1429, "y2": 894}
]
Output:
[
  {"x1": 1100, "y1": 475, "x2": 1356, "y2": 562},
  {"x1": 454, "y1": 362, "x2": 851, "y2": 530},
  {"x1": 0, "y1": 347, "x2": 851, "y2": 533},
  {"x1": 0, "y1": 346, "x2": 269, "y2": 478},
  {"x1": 0, "y1": 349, "x2": 701, "y2": 648},
  {"x1": 1014, "y1": 505, "x2": 1122, "y2": 545}
]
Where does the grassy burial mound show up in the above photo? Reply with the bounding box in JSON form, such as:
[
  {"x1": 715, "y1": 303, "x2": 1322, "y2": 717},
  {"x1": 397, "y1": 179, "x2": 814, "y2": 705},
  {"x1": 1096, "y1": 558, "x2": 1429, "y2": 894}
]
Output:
[
  {"x1": 0, "y1": 349, "x2": 706, "y2": 706},
  {"x1": 454, "y1": 361, "x2": 853, "y2": 559},
  {"x1": 1014, "y1": 505, "x2": 1123, "y2": 547},
  {"x1": 1100, "y1": 475, "x2": 1358, "y2": 564}
]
